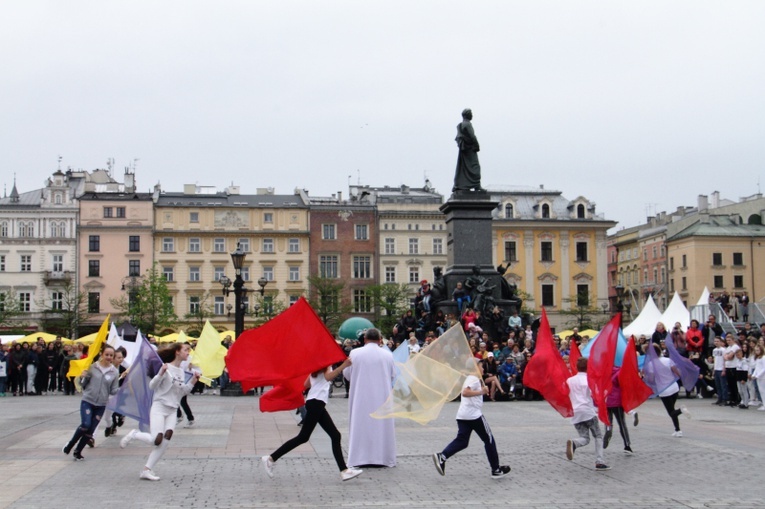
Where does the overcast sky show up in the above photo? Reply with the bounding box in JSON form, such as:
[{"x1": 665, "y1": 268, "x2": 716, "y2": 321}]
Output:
[{"x1": 2, "y1": 1, "x2": 764, "y2": 230}]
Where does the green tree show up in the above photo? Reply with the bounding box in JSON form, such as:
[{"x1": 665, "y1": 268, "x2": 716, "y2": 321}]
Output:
[
  {"x1": 250, "y1": 293, "x2": 288, "y2": 328},
  {"x1": 366, "y1": 283, "x2": 412, "y2": 337},
  {"x1": 184, "y1": 291, "x2": 215, "y2": 336},
  {"x1": 0, "y1": 290, "x2": 27, "y2": 333},
  {"x1": 560, "y1": 291, "x2": 603, "y2": 330},
  {"x1": 37, "y1": 281, "x2": 90, "y2": 339},
  {"x1": 306, "y1": 275, "x2": 354, "y2": 332},
  {"x1": 110, "y1": 264, "x2": 177, "y2": 336}
]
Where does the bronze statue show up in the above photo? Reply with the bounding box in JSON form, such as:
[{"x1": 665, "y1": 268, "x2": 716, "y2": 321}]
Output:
[
  {"x1": 463, "y1": 265, "x2": 495, "y2": 315},
  {"x1": 453, "y1": 108, "x2": 483, "y2": 192}
]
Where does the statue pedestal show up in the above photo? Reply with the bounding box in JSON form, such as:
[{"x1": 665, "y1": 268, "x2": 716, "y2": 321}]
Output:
[
  {"x1": 433, "y1": 192, "x2": 523, "y2": 324},
  {"x1": 439, "y1": 192, "x2": 500, "y2": 305}
]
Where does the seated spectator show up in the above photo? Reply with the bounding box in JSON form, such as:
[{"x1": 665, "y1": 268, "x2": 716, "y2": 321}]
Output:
[
  {"x1": 482, "y1": 354, "x2": 505, "y2": 401},
  {"x1": 497, "y1": 357, "x2": 518, "y2": 398}
]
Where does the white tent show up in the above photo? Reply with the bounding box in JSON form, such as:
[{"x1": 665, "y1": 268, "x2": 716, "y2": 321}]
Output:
[
  {"x1": 696, "y1": 286, "x2": 710, "y2": 306},
  {"x1": 623, "y1": 294, "x2": 664, "y2": 338},
  {"x1": 690, "y1": 286, "x2": 712, "y2": 325},
  {"x1": 659, "y1": 292, "x2": 691, "y2": 331}
]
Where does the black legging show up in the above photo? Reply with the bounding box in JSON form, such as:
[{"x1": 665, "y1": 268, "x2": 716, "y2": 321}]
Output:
[
  {"x1": 660, "y1": 393, "x2": 682, "y2": 432},
  {"x1": 606, "y1": 406, "x2": 630, "y2": 447},
  {"x1": 177, "y1": 395, "x2": 194, "y2": 421},
  {"x1": 270, "y1": 399, "x2": 347, "y2": 471}
]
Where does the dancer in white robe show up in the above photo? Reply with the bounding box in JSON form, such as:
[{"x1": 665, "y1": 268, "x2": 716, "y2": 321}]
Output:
[{"x1": 343, "y1": 328, "x2": 397, "y2": 467}]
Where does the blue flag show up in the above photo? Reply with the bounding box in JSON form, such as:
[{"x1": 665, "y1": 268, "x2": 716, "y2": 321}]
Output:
[{"x1": 107, "y1": 331, "x2": 162, "y2": 432}]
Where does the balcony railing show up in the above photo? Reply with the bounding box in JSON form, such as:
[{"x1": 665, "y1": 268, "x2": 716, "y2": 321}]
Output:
[{"x1": 43, "y1": 271, "x2": 72, "y2": 285}]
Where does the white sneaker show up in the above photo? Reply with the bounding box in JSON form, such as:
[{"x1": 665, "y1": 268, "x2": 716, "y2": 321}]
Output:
[
  {"x1": 696, "y1": 394, "x2": 703, "y2": 399},
  {"x1": 341, "y1": 467, "x2": 363, "y2": 481},
  {"x1": 672, "y1": 430, "x2": 683, "y2": 437},
  {"x1": 758, "y1": 406, "x2": 765, "y2": 411},
  {"x1": 140, "y1": 469, "x2": 160, "y2": 481},
  {"x1": 262, "y1": 456, "x2": 274, "y2": 478},
  {"x1": 184, "y1": 420, "x2": 195, "y2": 428},
  {"x1": 680, "y1": 406, "x2": 692, "y2": 419},
  {"x1": 177, "y1": 416, "x2": 183, "y2": 424},
  {"x1": 120, "y1": 429, "x2": 137, "y2": 449}
]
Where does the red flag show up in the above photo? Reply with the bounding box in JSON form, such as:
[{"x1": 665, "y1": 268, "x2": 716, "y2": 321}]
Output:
[
  {"x1": 587, "y1": 314, "x2": 620, "y2": 425},
  {"x1": 617, "y1": 337, "x2": 653, "y2": 413},
  {"x1": 226, "y1": 297, "x2": 346, "y2": 412},
  {"x1": 523, "y1": 309, "x2": 573, "y2": 418},
  {"x1": 569, "y1": 339, "x2": 581, "y2": 375}
]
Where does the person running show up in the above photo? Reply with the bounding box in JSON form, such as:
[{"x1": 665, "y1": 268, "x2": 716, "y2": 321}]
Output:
[
  {"x1": 63, "y1": 345, "x2": 120, "y2": 461},
  {"x1": 652, "y1": 344, "x2": 691, "y2": 437},
  {"x1": 120, "y1": 343, "x2": 199, "y2": 481},
  {"x1": 565, "y1": 357, "x2": 609, "y2": 470},
  {"x1": 432, "y1": 359, "x2": 512, "y2": 479},
  {"x1": 603, "y1": 366, "x2": 633, "y2": 454},
  {"x1": 262, "y1": 358, "x2": 362, "y2": 482},
  {"x1": 104, "y1": 347, "x2": 128, "y2": 437}
]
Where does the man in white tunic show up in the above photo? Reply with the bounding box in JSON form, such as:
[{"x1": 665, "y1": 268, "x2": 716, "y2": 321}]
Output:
[{"x1": 344, "y1": 328, "x2": 397, "y2": 467}]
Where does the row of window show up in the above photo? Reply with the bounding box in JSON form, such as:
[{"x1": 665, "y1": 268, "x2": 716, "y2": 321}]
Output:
[
  {"x1": 381, "y1": 223, "x2": 445, "y2": 231},
  {"x1": 102, "y1": 206, "x2": 126, "y2": 218},
  {"x1": 503, "y1": 241, "x2": 590, "y2": 263},
  {"x1": 383, "y1": 238, "x2": 443, "y2": 255},
  {"x1": 0, "y1": 221, "x2": 69, "y2": 238},
  {"x1": 159, "y1": 237, "x2": 302, "y2": 254},
  {"x1": 670, "y1": 275, "x2": 747, "y2": 292},
  {"x1": 186, "y1": 211, "x2": 274, "y2": 224},
  {"x1": 322, "y1": 224, "x2": 370, "y2": 240},
  {"x1": 0, "y1": 254, "x2": 68, "y2": 273},
  {"x1": 669, "y1": 252, "x2": 745, "y2": 270}
]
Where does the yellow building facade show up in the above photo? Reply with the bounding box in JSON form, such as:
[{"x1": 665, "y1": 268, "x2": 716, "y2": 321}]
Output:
[
  {"x1": 154, "y1": 186, "x2": 310, "y2": 334},
  {"x1": 491, "y1": 189, "x2": 615, "y2": 330}
]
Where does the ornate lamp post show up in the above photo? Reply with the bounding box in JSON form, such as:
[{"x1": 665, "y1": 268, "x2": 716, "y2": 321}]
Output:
[
  {"x1": 218, "y1": 244, "x2": 251, "y2": 396},
  {"x1": 615, "y1": 284, "x2": 625, "y2": 327},
  {"x1": 230, "y1": 245, "x2": 248, "y2": 338}
]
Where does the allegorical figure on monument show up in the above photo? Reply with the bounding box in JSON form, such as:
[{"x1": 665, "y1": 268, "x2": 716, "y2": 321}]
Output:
[{"x1": 453, "y1": 108, "x2": 483, "y2": 192}]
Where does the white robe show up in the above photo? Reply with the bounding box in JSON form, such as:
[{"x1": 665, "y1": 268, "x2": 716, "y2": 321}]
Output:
[{"x1": 343, "y1": 342, "x2": 397, "y2": 467}]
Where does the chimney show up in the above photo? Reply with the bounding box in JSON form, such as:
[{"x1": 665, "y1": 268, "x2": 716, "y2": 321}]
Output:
[
  {"x1": 337, "y1": 191, "x2": 342, "y2": 202},
  {"x1": 711, "y1": 190, "x2": 720, "y2": 209},
  {"x1": 697, "y1": 194, "x2": 708, "y2": 212}
]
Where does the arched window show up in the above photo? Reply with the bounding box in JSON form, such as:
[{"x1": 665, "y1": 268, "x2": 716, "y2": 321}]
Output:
[
  {"x1": 577, "y1": 204, "x2": 585, "y2": 218},
  {"x1": 19, "y1": 222, "x2": 27, "y2": 237},
  {"x1": 541, "y1": 203, "x2": 550, "y2": 219},
  {"x1": 505, "y1": 203, "x2": 514, "y2": 218},
  {"x1": 54, "y1": 193, "x2": 62, "y2": 205},
  {"x1": 0, "y1": 221, "x2": 7, "y2": 237},
  {"x1": 27, "y1": 222, "x2": 34, "y2": 237}
]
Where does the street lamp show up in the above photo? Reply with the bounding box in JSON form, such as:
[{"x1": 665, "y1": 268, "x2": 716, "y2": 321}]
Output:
[
  {"x1": 121, "y1": 275, "x2": 143, "y2": 292},
  {"x1": 217, "y1": 243, "x2": 251, "y2": 397},
  {"x1": 257, "y1": 277, "x2": 269, "y2": 296},
  {"x1": 230, "y1": 243, "x2": 248, "y2": 339},
  {"x1": 615, "y1": 284, "x2": 624, "y2": 313}
]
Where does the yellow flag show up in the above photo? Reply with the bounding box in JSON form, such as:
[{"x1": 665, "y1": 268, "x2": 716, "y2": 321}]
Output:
[
  {"x1": 192, "y1": 320, "x2": 227, "y2": 386},
  {"x1": 371, "y1": 324, "x2": 482, "y2": 425},
  {"x1": 68, "y1": 315, "x2": 110, "y2": 378}
]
